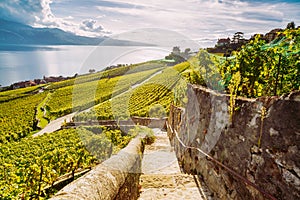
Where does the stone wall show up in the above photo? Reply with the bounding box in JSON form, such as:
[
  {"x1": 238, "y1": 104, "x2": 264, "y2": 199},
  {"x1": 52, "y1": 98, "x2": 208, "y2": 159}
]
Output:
[
  {"x1": 131, "y1": 116, "x2": 167, "y2": 129},
  {"x1": 50, "y1": 136, "x2": 144, "y2": 200},
  {"x1": 168, "y1": 84, "x2": 300, "y2": 200},
  {"x1": 66, "y1": 117, "x2": 167, "y2": 130}
]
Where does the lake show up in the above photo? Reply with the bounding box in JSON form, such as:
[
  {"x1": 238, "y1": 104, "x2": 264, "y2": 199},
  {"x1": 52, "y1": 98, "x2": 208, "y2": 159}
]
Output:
[{"x1": 0, "y1": 45, "x2": 171, "y2": 86}]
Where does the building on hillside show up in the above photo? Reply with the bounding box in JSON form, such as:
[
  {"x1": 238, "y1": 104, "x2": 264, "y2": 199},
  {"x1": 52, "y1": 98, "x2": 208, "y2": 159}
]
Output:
[
  {"x1": 216, "y1": 38, "x2": 231, "y2": 47},
  {"x1": 264, "y1": 28, "x2": 283, "y2": 43},
  {"x1": 11, "y1": 80, "x2": 37, "y2": 89},
  {"x1": 43, "y1": 76, "x2": 68, "y2": 83},
  {"x1": 34, "y1": 79, "x2": 47, "y2": 85}
]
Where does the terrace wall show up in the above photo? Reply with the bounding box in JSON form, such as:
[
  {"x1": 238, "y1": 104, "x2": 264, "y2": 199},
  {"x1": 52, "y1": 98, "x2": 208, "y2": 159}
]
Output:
[
  {"x1": 50, "y1": 136, "x2": 145, "y2": 200},
  {"x1": 168, "y1": 84, "x2": 300, "y2": 199}
]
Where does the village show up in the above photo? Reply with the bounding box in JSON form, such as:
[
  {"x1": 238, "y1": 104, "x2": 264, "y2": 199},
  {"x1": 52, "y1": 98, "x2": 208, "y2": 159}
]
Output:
[
  {"x1": 207, "y1": 28, "x2": 284, "y2": 55},
  {"x1": 2, "y1": 75, "x2": 74, "y2": 90}
]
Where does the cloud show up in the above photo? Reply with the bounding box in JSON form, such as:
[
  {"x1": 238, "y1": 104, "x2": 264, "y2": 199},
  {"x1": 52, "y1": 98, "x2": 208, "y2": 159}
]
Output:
[
  {"x1": 0, "y1": 0, "x2": 59, "y2": 27},
  {"x1": 93, "y1": 0, "x2": 300, "y2": 46},
  {"x1": 242, "y1": 11, "x2": 283, "y2": 22},
  {"x1": 1, "y1": 0, "x2": 300, "y2": 46},
  {"x1": 80, "y1": 19, "x2": 104, "y2": 33},
  {"x1": 93, "y1": 0, "x2": 140, "y2": 9},
  {"x1": 0, "y1": 0, "x2": 109, "y2": 37}
]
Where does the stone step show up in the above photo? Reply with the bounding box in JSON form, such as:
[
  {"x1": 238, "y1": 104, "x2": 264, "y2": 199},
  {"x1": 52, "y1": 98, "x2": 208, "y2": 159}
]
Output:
[
  {"x1": 138, "y1": 187, "x2": 205, "y2": 200},
  {"x1": 138, "y1": 130, "x2": 212, "y2": 200},
  {"x1": 139, "y1": 174, "x2": 206, "y2": 200},
  {"x1": 144, "y1": 144, "x2": 173, "y2": 151},
  {"x1": 140, "y1": 174, "x2": 198, "y2": 188}
]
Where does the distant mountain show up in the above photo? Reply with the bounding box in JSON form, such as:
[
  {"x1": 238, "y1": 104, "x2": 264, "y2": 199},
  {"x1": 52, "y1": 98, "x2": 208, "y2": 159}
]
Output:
[
  {"x1": 0, "y1": 19, "x2": 156, "y2": 47},
  {"x1": 0, "y1": 18, "x2": 105, "y2": 45}
]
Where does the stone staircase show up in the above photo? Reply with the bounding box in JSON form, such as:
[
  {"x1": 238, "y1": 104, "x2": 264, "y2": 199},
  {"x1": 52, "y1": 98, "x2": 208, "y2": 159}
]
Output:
[{"x1": 138, "y1": 129, "x2": 212, "y2": 200}]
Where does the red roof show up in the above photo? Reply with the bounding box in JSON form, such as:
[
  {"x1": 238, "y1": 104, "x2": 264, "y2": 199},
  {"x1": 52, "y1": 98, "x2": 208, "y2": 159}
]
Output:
[{"x1": 218, "y1": 38, "x2": 230, "y2": 43}]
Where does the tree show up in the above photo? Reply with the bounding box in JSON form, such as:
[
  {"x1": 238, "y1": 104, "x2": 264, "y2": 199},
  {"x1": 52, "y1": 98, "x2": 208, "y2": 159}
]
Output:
[
  {"x1": 183, "y1": 48, "x2": 191, "y2": 59},
  {"x1": 286, "y1": 21, "x2": 295, "y2": 29},
  {"x1": 172, "y1": 46, "x2": 181, "y2": 55},
  {"x1": 165, "y1": 46, "x2": 185, "y2": 64},
  {"x1": 232, "y1": 32, "x2": 244, "y2": 44},
  {"x1": 89, "y1": 69, "x2": 96, "y2": 73}
]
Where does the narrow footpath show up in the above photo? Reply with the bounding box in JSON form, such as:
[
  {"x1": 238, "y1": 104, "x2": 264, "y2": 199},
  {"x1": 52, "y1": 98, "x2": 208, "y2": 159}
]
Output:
[
  {"x1": 33, "y1": 112, "x2": 76, "y2": 137},
  {"x1": 138, "y1": 129, "x2": 213, "y2": 200}
]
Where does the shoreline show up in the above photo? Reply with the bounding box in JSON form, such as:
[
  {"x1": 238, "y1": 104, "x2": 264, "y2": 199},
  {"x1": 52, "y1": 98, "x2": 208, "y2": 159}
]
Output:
[{"x1": 0, "y1": 59, "x2": 167, "y2": 92}]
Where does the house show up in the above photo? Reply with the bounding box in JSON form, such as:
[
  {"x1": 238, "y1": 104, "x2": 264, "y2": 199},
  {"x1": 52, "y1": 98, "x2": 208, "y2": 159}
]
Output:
[
  {"x1": 264, "y1": 28, "x2": 283, "y2": 43},
  {"x1": 216, "y1": 38, "x2": 231, "y2": 47},
  {"x1": 34, "y1": 79, "x2": 47, "y2": 85},
  {"x1": 11, "y1": 80, "x2": 37, "y2": 89},
  {"x1": 43, "y1": 76, "x2": 68, "y2": 83}
]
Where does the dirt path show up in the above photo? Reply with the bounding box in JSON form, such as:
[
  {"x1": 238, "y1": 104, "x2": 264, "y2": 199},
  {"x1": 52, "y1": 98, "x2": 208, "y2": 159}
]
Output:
[
  {"x1": 108, "y1": 70, "x2": 163, "y2": 102},
  {"x1": 33, "y1": 112, "x2": 76, "y2": 137},
  {"x1": 138, "y1": 129, "x2": 213, "y2": 200}
]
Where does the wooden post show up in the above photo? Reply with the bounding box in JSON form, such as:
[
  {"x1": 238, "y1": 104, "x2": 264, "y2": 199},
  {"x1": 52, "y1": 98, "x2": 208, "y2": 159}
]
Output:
[
  {"x1": 38, "y1": 165, "x2": 43, "y2": 197},
  {"x1": 274, "y1": 54, "x2": 282, "y2": 96}
]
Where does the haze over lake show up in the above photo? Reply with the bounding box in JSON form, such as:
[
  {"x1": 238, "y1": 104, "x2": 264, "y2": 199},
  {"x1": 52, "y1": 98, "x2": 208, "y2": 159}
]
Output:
[{"x1": 0, "y1": 45, "x2": 170, "y2": 86}]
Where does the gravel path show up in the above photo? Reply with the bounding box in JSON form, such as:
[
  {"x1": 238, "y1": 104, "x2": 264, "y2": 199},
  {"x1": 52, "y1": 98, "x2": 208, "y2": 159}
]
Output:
[{"x1": 138, "y1": 129, "x2": 213, "y2": 200}]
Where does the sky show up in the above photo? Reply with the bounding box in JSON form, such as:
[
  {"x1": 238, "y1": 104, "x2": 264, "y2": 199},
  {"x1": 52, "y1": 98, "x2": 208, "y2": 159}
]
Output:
[{"x1": 0, "y1": 0, "x2": 299, "y2": 47}]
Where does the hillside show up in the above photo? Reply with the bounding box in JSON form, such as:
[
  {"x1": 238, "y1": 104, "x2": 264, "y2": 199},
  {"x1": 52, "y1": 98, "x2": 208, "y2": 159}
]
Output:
[
  {"x1": 0, "y1": 62, "x2": 151, "y2": 196},
  {"x1": 0, "y1": 18, "x2": 104, "y2": 45},
  {"x1": 0, "y1": 27, "x2": 299, "y2": 198},
  {"x1": 1, "y1": 27, "x2": 299, "y2": 142},
  {"x1": 183, "y1": 27, "x2": 300, "y2": 98},
  {"x1": 0, "y1": 18, "x2": 154, "y2": 47}
]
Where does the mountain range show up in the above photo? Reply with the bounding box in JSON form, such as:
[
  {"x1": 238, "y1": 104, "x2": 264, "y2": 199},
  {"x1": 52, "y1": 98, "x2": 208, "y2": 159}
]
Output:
[
  {"x1": 0, "y1": 19, "x2": 153, "y2": 47},
  {"x1": 0, "y1": 18, "x2": 105, "y2": 45}
]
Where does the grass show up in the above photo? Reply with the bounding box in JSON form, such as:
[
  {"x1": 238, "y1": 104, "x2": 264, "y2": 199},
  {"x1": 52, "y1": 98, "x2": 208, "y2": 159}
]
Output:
[{"x1": 36, "y1": 93, "x2": 50, "y2": 129}]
